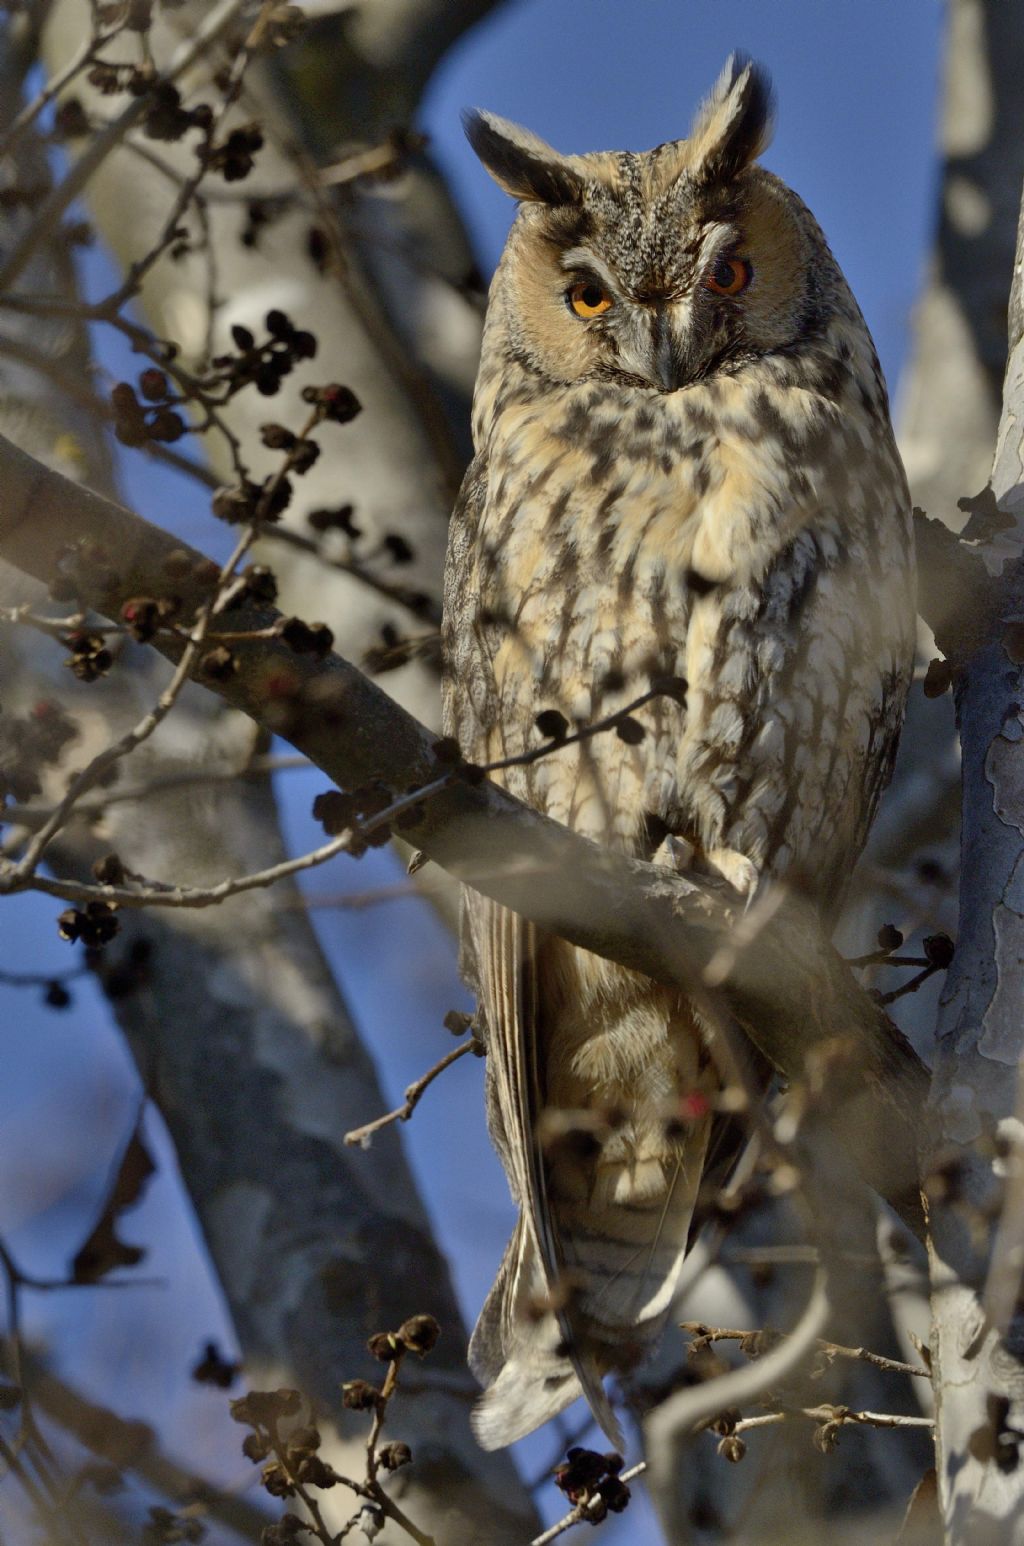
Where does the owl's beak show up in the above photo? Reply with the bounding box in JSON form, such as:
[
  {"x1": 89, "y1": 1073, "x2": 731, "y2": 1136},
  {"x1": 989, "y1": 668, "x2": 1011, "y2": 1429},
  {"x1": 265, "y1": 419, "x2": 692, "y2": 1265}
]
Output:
[{"x1": 649, "y1": 305, "x2": 692, "y2": 392}]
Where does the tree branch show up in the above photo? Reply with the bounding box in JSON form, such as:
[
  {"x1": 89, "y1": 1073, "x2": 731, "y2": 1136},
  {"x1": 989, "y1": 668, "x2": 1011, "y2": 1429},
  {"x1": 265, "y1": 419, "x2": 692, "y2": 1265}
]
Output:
[
  {"x1": 0, "y1": 430, "x2": 929, "y2": 1237},
  {"x1": 0, "y1": 0, "x2": 250, "y2": 294},
  {"x1": 344, "y1": 1035, "x2": 481, "y2": 1149}
]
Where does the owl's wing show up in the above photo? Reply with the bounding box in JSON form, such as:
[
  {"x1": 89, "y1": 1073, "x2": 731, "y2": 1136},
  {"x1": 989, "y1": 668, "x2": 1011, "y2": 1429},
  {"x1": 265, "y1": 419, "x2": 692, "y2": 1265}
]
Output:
[
  {"x1": 467, "y1": 895, "x2": 624, "y2": 1447},
  {"x1": 445, "y1": 460, "x2": 623, "y2": 1444},
  {"x1": 474, "y1": 902, "x2": 545, "y2": 1233},
  {"x1": 444, "y1": 456, "x2": 551, "y2": 1227}
]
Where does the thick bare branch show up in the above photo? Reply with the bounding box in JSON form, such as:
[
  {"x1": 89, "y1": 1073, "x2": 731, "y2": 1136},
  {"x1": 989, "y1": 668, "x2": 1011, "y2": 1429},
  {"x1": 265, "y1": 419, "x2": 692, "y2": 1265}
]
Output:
[{"x1": 0, "y1": 432, "x2": 929, "y2": 1237}]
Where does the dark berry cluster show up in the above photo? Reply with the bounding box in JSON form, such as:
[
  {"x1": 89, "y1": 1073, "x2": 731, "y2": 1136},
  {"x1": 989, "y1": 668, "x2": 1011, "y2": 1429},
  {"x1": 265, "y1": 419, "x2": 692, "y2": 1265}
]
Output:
[
  {"x1": 553, "y1": 1447, "x2": 630, "y2": 1520},
  {"x1": 259, "y1": 420, "x2": 319, "y2": 472},
  {"x1": 307, "y1": 502, "x2": 360, "y2": 538},
  {"x1": 211, "y1": 474, "x2": 293, "y2": 525},
  {"x1": 312, "y1": 781, "x2": 394, "y2": 855},
  {"x1": 213, "y1": 312, "x2": 316, "y2": 399},
  {"x1": 201, "y1": 123, "x2": 264, "y2": 182},
  {"x1": 0, "y1": 699, "x2": 77, "y2": 806},
  {"x1": 366, "y1": 1314, "x2": 440, "y2": 1363},
  {"x1": 57, "y1": 901, "x2": 120, "y2": 949},
  {"x1": 111, "y1": 373, "x2": 186, "y2": 447},
  {"x1": 230, "y1": 1385, "x2": 353, "y2": 1536},
  {"x1": 120, "y1": 594, "x2": 180, "y2": 643},
  {"x1": 279, "y1": 617, "x2": 333, "y2": 656},
  {"x1": 63, "y1": 630, "x2": 114, "y2": 683},
  {"x1": 53, "y1": 97, "x2": 90, "y2": 139},
  {"x1": 923, "y1": 932, "x2": 955, "y2": 969},
  {"x1": 145, "y1": 82, "x2": 211, "y2": 143},
  {"x1": 299, "y1": 381, "x2": 361, "y2": 423},
  {"x1": 362, "y1": 621, "x2": 424, "y2": 675},
  {"x1": 142, "y1": 1505, "x2": 205, "y2": 1545}
]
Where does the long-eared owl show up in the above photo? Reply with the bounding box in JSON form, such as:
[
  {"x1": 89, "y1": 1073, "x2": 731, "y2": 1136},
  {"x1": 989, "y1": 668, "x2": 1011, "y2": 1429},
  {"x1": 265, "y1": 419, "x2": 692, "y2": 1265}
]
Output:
[{"x1": 441, "y1": 56, "x2": 915, "y2": 1450}]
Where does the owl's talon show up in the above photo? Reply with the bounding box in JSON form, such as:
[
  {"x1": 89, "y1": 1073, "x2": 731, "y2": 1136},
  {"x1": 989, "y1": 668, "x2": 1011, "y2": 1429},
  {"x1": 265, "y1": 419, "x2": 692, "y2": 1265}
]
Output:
[
  {"x1": 705, "y1": 847, "x2": 760, "y2": 903},
  {"x1": 654, "y1": 834, "x2": 696, "y2": 873}
]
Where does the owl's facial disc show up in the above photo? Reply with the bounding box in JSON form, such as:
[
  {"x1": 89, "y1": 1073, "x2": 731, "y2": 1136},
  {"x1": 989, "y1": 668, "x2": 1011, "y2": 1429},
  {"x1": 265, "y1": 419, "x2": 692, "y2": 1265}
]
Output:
[
  {"x1": 558, "y1": 250, "x2": 742, "y2": 394},
  {"x1": 611, "y1": 295, "x2": 703, "y2": 393}
]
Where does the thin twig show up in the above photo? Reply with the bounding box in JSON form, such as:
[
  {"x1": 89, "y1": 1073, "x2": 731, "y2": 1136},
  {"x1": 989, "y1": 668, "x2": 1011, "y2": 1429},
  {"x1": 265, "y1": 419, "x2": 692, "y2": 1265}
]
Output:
[
  {"x1": 1, "y1": 753, "x2": 310, "y2": 831},
  {"x1": 344, "y1": 1037, "x2": 480, "y2": 1148},
  {"x1": 876, "y1": 963, "x2": 940, "y2": 1005},
  {"x1": 269, "y1": 115, "x2": 465, "y2": 503},
  {"x1": 2, "y1": 761, "x2": 441, "y2": 907},
  {"x1": 531, "y1": 1399, "x2": 931, "y2": 1544},
  {"x1": 0, "y1": 0, "x2": 251, "y2": 294},
  {"x1": 729, "y1": 1406, "x2": 933, "y2": 1435},
  {"x1": 529, "y1": 1462, "x2": 647, "y2": 1546},
  {"x1": 483, "y1": 686, "x2": 675, "y2": 776},
  {"x1": 103, "y1": 0, "x2": 275, "y2": 314},
  {"x1": 261, "y1": 524, "x2": 443, "y2": 628},
  {"x1": 5, "y1": 687, "x2": 684, "y2": 911},
  {"x1": 646, "y1": 1265, "x2": 831, "y2": 1504},
  {"x1": 0, "y1": 331, "x2": 219, "y2": 487},
  {"x1": 321, "y1": 140, "x2": 415, "y2": 187},
  {"x1": 10, "y1": 826, "x2": 354, "y2": 910},
  {"x1": 678, "y1": 1322, "x2": 930, "y2": 1380},
  {"x1": 0, "y1": 23, "x2": 121, "y2": 163},
  {"x1": 7, "y1": 525, "x2": 255, "y2": 883},
  {"x1": 0, "y1": 965, "x2": 87, "y2": 990}
]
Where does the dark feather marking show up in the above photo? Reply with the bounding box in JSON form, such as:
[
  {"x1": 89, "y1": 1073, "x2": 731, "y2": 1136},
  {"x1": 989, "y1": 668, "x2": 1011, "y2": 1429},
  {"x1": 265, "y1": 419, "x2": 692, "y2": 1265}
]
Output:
[
  {"x1": 544, "y1": 487, "x2": 572, "y2": 533},
  {"x1": 685, "y1": 567, "x2": 718, "y2": 597},
  {"x1": 694, "y1": 58, "x2": 774, "y2": 186},
  {"x1": 463, "y1": 110, "x2": 583, "y2": 207},
  {"x1": 616, "y1": 547, "x2": 637, "y2": 603},
  {"x1": 589, "y1": 445, "x2": 616, "y2": 486}
]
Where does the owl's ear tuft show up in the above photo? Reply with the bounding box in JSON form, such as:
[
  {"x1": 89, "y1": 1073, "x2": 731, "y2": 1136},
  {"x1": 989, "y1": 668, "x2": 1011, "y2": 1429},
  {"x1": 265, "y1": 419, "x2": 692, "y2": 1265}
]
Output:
[
  {"x1": 463, "y1": 109, "x2": 584, "y2": 206},
  {"x1": 689, "y1": 54, "x2": 774, "y2": 183}
]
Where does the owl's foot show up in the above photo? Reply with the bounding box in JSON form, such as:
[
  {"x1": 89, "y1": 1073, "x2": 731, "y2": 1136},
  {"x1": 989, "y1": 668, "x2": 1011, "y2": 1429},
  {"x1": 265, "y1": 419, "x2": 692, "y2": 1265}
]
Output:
[
  {"x1": 652, "y1": 834, "x2": 760, "y2": 905},
  {"x1": 705, "y1": 846, "x2": 759, "y2": 902},
  {"x1": 655, "y1": 834, "x2": 696, "y2": 872}
]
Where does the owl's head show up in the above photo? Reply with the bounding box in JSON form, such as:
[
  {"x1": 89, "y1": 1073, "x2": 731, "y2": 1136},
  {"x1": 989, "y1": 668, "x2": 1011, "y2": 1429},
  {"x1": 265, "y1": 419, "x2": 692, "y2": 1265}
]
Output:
[{"x1": 466, "y1": 57, "x2": 841, "y2": 393}]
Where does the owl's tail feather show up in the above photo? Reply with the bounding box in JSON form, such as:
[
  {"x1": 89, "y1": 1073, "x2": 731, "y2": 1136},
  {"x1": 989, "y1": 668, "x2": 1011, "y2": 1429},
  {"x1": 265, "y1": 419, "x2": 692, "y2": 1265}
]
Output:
[{"x1": 469, "y1": 1218, "x2": 623, "y2": 1451}]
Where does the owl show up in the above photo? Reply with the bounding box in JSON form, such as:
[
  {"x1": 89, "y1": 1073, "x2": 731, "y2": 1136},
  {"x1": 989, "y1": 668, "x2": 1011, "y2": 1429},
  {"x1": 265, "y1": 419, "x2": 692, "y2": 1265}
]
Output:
[{"x1": 441, "y1": 56, "x2": 915, "y2": 1450}]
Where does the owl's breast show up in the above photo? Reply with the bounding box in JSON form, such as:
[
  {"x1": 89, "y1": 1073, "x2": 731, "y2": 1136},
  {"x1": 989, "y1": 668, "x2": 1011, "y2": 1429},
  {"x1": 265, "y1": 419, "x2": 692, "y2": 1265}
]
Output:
[
  {"x1": 458, "y1": 367, "x2": 913, "y2": 874},
  {"x1": 469, "y1": 383, "x2": 785, "y2": 842}
]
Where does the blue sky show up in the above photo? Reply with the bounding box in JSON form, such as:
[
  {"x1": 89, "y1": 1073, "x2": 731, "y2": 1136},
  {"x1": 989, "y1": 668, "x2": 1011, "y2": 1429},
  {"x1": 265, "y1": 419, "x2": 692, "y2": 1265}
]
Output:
[{"x1": 0, "y1": 4, "x2": 945, "y2": 1541}]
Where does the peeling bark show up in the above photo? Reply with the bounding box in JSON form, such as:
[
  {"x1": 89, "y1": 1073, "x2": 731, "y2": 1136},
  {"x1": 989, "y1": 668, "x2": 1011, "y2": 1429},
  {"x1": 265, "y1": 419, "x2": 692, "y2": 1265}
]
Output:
[{"x1": 926, "y1": 168, "x2": 1024, "y2": 1546}]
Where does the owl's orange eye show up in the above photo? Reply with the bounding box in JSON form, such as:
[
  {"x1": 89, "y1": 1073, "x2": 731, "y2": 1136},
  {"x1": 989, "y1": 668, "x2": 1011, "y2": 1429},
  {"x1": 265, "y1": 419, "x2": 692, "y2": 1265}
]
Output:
[
  {"x1": 706, "y1": 256, "x2": 752, "y2": 297},
  {"x1": 567, "y1": 280, "x2": 614, "y2": 318}
]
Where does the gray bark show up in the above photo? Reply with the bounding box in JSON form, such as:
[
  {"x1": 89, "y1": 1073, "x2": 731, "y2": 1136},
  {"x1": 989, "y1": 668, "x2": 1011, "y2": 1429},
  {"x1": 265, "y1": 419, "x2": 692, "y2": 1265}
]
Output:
[
  {"x1": 877, "y1": 9, "x2": 1024, "y2": 1541},
  {"x1": 2, "y1": 7, "x2": 538, "y2": 1539},
  {"x1": 0, "y1": 437, "x2": 930, "y2": 1243},
  {"x1": 854, "y1": 0, "x2": 1024, "y2": 1046},
  {"x1": 897, "y1": 0, "x2": 1024, "y2": 527},
  {"x1": 39, "y1": 0, "x2": 490, "y2": 719},
  {"x1": 925, "y1": 173, "x2": 1024, "y2": 1546}
]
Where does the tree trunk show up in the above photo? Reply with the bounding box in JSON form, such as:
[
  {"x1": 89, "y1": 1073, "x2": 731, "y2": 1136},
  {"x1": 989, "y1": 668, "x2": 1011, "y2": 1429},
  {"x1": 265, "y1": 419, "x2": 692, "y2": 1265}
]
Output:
[
  {"x1": 926, "y1": 173, "x2": 1024, "y2": 1546},
  {"x1": 3, "y1": 5, "x2": 539, "y2": 1538}
]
